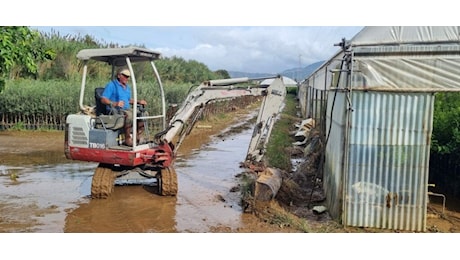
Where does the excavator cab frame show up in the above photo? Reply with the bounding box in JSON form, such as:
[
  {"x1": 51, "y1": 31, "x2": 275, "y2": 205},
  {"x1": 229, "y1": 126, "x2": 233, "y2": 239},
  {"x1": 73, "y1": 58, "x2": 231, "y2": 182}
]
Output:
[{"x1": 76, "y1": 47, "x2": 167, "y2": 148}]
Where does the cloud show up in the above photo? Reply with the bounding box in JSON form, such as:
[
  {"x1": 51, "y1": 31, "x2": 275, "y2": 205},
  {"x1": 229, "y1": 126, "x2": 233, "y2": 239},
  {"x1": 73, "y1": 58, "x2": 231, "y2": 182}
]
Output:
[
  {"x1": 153, "y1": 27, "x2": 362, "y2": 73},
  {"x1": 32, "y1": 26, "x2": 363, "y2": 74}
]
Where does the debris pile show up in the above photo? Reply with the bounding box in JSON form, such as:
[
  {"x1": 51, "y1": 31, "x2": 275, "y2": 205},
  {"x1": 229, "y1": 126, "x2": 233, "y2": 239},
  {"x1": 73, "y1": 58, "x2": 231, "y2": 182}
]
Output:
[{"x1": 240, "y1": 117, "x2": 330, "y2": 224}]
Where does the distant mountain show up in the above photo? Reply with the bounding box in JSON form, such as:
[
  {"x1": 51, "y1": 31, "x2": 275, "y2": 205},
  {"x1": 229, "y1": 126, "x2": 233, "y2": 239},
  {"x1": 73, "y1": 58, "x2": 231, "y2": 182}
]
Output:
[
  {"x1": 228, "y1": 71, "x2": 276, "y2": 79},
  {"x1": 228, "y1": 60, "x2": 324, "y2": 82},
  {"x1": 280, "y1": 60, "x2": 325, "y2": 82}
]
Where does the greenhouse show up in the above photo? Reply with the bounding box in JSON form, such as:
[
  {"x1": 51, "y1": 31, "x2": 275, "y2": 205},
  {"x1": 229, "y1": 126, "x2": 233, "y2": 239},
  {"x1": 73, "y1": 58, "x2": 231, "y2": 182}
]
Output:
[{"x1": 298, "y1": 26, "x2": 460, "y2": 231}]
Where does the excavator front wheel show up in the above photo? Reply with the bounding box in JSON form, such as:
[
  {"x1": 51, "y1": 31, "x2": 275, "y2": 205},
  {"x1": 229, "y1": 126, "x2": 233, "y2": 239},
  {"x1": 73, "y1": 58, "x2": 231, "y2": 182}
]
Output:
[
  {"x1": 158, "y1": 167, "x2": 178, "y2": 196},
  {"x1": 91, "y1": 163, "x2": 116, "y2": 199}
]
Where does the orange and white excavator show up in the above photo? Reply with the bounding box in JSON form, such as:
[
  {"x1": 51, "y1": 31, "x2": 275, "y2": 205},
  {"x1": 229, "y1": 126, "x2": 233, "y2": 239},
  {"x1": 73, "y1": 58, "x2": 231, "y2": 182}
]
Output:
[{"x1": 64, "y1": 47, "x2": 286, "y2": 198}]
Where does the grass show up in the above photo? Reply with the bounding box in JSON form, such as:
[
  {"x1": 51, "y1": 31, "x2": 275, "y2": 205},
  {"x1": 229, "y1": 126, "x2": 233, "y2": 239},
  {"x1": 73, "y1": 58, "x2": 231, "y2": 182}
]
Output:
[{"x1": 265, "y1": 92, "x2": 299, "y2": 171}]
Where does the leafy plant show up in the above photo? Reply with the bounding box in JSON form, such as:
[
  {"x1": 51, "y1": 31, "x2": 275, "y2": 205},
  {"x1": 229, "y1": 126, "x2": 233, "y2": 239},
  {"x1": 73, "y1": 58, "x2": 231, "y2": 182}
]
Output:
[
  {"x1": 431, "y1": 92, "x2": 460, "y2": 155},
  {"x1": 0, "y1": 26, "x2": 54, "y2": 83}
]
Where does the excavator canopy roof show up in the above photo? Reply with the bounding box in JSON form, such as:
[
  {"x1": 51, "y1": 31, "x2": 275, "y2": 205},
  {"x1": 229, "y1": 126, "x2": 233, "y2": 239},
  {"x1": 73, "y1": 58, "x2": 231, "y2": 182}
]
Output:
[{"x1": 76, "y1": 47, "x2": 162, "y2": 66}]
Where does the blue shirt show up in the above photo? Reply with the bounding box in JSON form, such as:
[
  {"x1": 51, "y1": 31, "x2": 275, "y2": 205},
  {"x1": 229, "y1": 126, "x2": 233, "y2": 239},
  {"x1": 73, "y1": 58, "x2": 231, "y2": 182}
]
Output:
[{"x1": 102, "y1": 79, "x2": 131, "y2": 112}]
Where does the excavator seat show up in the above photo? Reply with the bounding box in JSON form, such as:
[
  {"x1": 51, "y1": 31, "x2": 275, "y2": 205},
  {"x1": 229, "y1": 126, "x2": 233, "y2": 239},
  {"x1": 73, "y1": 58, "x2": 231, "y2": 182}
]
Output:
[
  {"x1": 95, "y1": 87, "x2": 108, "y2": 116},
  {"x1": 94, "y1": 87, "x2": 125, "y2": 130}
]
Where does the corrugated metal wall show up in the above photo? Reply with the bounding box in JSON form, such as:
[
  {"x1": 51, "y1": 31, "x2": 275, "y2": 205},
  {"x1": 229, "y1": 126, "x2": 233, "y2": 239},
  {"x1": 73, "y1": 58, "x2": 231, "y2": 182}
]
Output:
[
  {"x1": 342, "y1": 91, "x2": 434, "y2": 231},
  {"x1": 301, "y1": 84, "x2": 435, "y2": 231}
]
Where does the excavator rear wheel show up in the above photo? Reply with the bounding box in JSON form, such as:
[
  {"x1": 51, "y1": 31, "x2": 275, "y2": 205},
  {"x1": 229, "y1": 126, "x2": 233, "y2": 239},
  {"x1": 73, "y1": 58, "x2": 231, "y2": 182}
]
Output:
[
  {"x1": 91, "y1": 163, "x2": 116, "y2": 199},
  {"x1": 159, "y1": 167, "x2": 178, "y2": 196}
]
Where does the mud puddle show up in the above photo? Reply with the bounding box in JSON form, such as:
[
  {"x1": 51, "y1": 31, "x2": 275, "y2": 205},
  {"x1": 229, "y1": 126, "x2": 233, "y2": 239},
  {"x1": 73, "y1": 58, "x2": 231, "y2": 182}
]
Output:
[{"x1": 0, "y1": 162, "x2": 95, "y2": 232}]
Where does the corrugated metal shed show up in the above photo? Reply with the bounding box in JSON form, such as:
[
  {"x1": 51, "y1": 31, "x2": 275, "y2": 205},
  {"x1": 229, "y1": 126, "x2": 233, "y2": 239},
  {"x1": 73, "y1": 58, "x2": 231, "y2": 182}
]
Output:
[{"x1": 298, "y1": 26, "x2": 460, "y2": 231}]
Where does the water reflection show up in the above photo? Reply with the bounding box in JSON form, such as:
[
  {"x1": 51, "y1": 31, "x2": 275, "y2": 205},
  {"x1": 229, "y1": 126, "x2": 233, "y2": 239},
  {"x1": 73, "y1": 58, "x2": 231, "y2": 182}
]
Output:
[
  {"x1": 175, "y1": 126, "x2": 252, "y2": 232},
  {"x1": 0, "y1": 162, "x2": 95, "y2": 232}
]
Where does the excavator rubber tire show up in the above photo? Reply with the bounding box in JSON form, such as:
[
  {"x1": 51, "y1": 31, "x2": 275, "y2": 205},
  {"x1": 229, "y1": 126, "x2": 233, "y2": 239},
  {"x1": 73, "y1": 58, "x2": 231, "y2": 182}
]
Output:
[
  {"x1": 159, "y1": 167, "x2": 178, "y2": 196},
  {"x1": 91, "y1": 163, "x2": 116, "y2": 199}
]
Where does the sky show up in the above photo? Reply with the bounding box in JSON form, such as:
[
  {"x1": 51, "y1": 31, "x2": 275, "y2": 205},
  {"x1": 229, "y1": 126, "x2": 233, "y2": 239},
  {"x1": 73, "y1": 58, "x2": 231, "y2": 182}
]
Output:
[
  {"x1": 4, "y1": 0, "x2": 452, "y2": 75},
  {"x1": 30, "y1": 26, "x2": 364, "y2": 74}
]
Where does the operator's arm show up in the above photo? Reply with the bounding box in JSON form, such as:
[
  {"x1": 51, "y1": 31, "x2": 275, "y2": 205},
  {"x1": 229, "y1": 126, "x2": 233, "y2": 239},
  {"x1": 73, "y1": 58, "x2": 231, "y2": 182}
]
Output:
[{"x1": 101, "y1": 97, "x2": 124, "y2": 107}]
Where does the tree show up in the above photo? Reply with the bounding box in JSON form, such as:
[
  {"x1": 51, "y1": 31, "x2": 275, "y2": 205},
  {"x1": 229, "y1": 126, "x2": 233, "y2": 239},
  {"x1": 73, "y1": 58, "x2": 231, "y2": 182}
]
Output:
[
  {"x1": 0, "y1": 26, "x2": 54, "y2": 91},
  {"x1": 214, "y1": 69, "x2": 230, "y2": 79}
]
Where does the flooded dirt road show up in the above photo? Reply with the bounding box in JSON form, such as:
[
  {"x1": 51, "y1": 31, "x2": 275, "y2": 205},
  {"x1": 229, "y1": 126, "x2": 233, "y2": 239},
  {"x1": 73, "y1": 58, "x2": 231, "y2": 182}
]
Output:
[
  {"x1": 64, "y1": 119, "x2": 255, "y2": 233},
  {"x1": 0, "y1": 111, "x2": 286, "y2": 233}
]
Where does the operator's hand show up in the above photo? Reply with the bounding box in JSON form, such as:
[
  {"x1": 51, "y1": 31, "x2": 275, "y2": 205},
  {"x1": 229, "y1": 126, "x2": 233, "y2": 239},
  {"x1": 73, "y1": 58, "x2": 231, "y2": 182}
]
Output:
[
  {"x1": 139, "y1": 100, "x2": 147, "y2": 106},
  {"x1": 115, "y1": 100, "x2": 124, "y2": 107}
]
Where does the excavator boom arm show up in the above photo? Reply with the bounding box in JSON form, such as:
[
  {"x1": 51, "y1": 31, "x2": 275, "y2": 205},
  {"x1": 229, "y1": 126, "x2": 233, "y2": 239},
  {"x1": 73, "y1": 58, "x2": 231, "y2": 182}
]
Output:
[{"x1": 158, "y1": 76, "x2": 287, "y2": 161}]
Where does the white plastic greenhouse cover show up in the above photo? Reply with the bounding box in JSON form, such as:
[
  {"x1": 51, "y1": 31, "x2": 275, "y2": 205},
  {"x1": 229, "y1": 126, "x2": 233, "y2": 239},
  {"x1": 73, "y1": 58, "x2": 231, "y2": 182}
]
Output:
[
  {"x1": 261, "y1": 76, "x2": 297, "y2": 86},
  {"x1": 350, "y1": 26, "x2": 460, "y2": 46},
  {"x1": 310, "y1": 26, "x2": 460, "y2": 92}
]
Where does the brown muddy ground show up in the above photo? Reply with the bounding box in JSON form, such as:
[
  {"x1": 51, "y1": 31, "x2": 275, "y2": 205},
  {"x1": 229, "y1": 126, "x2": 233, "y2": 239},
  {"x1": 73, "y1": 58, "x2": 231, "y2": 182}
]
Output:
[{"x1": 0, "y1": 108, "x2": 300, "y2": 233}]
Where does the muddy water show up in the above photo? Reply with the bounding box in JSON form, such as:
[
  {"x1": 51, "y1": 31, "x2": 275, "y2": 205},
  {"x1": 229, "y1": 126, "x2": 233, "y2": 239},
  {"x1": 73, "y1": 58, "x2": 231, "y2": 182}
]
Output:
[
  {"x1": 0, "y1": 162, "x2": 95, "y2": 232},
  {"x1": 174, "y1": 126, "x2": 251, "y2": 232},
  {"x1": 0, "y1": 116, "x2": 256, "y2": 233}
]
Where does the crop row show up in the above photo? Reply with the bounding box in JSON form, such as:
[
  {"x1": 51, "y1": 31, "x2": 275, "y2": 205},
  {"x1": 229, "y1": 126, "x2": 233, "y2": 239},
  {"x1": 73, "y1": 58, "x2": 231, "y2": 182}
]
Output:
[{"x1": 0, "y1": 79, "x2": 191, "y2": 130}]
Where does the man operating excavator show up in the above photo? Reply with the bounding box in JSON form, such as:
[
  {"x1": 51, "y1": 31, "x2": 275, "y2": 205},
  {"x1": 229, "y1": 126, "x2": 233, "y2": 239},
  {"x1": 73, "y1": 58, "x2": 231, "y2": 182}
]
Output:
[{"x1": 100, "y1": 68, "x2": 146, "y2": 146}]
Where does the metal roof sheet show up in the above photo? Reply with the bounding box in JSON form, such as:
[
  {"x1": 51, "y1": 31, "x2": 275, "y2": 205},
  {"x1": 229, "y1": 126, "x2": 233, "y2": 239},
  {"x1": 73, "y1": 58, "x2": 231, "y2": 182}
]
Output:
[{"x1": 76, "y1": 47, "x2": 162, "y2": 66}]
